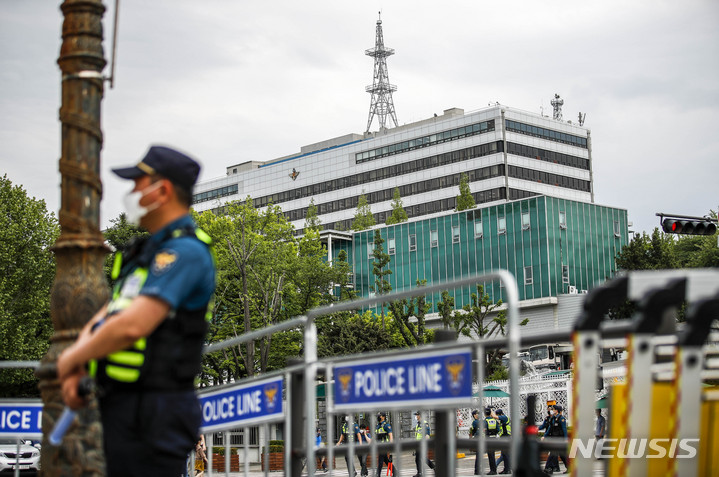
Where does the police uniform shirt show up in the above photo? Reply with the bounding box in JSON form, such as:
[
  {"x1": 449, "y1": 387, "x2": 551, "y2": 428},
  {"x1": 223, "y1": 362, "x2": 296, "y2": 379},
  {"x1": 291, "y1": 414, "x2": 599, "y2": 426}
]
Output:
[
  {"x1": 470, "y1": 417, "x2": 481, "y2": 437},
  {"x1": 377, "y1": 421, "x2": 393, "y2": 440},
  {"x1": 139, "y1": 215, "x2": 215, "y2": 310}
]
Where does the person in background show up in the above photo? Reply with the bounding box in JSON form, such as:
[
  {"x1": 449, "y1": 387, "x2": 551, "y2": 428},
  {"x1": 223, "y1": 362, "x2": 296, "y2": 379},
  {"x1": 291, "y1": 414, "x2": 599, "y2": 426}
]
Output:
[
  {"x1": 495, "y1": 409, "x2": 512, "y2": 474},
  {"x1": 375, "y1": 412, "x2": 397, "y2": 477},
  {"x1": 483, "y1": 408, "x2": 499, "y2": 475},
  {"x1": 316, "y1": 428, "x2": 328, "y2": 472},
  {"x1": 412, "y1": 411, "x2": 435, "y2": 477}
]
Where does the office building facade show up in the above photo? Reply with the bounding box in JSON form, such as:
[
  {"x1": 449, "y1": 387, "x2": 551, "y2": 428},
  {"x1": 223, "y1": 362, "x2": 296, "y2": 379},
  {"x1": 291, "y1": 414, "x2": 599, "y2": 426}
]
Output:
[{"x1": 192, "y1": 104, "x2": 593, "y2": 235}]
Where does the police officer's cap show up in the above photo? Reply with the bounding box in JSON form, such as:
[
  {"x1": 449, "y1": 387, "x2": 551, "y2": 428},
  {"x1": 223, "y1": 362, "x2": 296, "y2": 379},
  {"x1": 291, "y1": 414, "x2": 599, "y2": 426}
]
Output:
[
  {"x1": 554, "y1": 404, "x2": 563, "y2": 412},
  {"x1": 495, "y1": 408, "x2": 504, "y2": 415},
  {"x1": 484, "y1": 407, "x2": 492, "y2": 415},
  {"x1": 378, "y1": 411, "x2": 386, "y2": 418},
  {"x1": 472, "y1": 409, "x2": 479, "y2": 416},
  {"x1": 112, "y1": 145, "x2": 201, "y2": 191},
  {"x1": 414, "y1": 411, "x2": 421, "y2": 416}
]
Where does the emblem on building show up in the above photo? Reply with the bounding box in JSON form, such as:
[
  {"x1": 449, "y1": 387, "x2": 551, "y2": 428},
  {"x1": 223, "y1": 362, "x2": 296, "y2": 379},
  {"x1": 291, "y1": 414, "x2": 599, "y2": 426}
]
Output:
[{"x1": 289, "y1": 168, "x2": 300, "y2": 181}]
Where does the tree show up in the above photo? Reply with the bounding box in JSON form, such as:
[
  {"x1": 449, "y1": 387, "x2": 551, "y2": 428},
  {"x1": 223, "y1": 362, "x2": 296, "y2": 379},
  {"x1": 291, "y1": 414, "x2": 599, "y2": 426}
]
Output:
[
  {"x1": 388, "y1": 280, "x2": 434, "y2": 346},
  {"x1": 455, "y1": 172, "x2": 476, "y2": 211},
  {"x1": 0, "y1": 175, "x2": 59, "y2": 397},
  {"x1": 440, "y1": 284, "x2": 528, "y2": 376},
  {"x1": 352, "y1": 193, "x2": 375, "y2": 231},
  {"x1": 102, "y1": 213, "x2": 149, "y2": 284},
  {"x1": 436, "y1": 291, "x2": 456, "y2": 330},
  {"x1": 615, "y1": 228, "x2": 678, "y2": 271},
  {"x1": 673, "y1": 211, "x2": 719, "y2": 268},
  {"x1": 611, "y1": 228, "x2": 679, "y2": 319},
  {"x1": 385, "y1": 187, "x2": 408, "y2": 225},
  {"x1": 195, "y1": 199, "x2": 296, "y2": 378},
  {"x1": 305, "y1": 198, "x2": 321, "y2": 233},
  {"x1": 285, "y1": 228, "x2": 339, "y2": 315},
  {"x1": 371, "y1": 229, "x2": 392, "y2": 329},
  {"x1": 333, "y1": 249, "x2": 357, "y2": 301},
  {"x1": 317, "y1": 311, "x2": 395, "y2": 358}
]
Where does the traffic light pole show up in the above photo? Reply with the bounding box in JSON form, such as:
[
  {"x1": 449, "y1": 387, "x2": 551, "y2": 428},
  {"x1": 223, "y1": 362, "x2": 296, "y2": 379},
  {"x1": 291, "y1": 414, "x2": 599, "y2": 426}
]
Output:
[{"x1": 35, "y1": 1, "x2": 109, "y2": 474}]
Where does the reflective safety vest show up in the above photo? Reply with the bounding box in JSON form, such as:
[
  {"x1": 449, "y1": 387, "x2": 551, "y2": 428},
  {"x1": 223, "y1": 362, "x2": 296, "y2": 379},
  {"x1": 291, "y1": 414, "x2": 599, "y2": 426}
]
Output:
[
  {"x1": 415, "y1": 420, "x2": 430, "y2": 440},
  {"x1": 499, "y1": 417, "x2": 511, "y2": 436},
  {"x1": 89, "y1": 225, "x2": 215, "y2": 390},
  {"x1": 376, "y1": 422, "x2": 390, "y2": 441},
  {"x1": 485, "y1": 417, "x2": 499, "y2": 436}
]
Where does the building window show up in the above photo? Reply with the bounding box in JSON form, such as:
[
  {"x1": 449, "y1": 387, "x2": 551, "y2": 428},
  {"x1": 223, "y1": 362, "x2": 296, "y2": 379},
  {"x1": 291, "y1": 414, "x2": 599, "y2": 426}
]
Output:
[
  {"x1": 498, "y1": 217, "x2": 506, "y2": 235},
  {"x1": 474, "y1": 221, "x2": 483, "y2": 238},
  {"x1": 559, "y1": 211, "x2": 567, "y2": 229},
  {"x1": 562, "y1": 265, "x2": 569, "y2": 284},
  {"x1": 367, "y1": 243, "x2": 374, "y2": 259},
  {"x1": 452, "y1": 225, "x2": 460, "y2": 243},
  {"x1": 409, "y1": 234, "x2": 416, "y2": 252},
  {"x1": 430, "y1": 230, "x2": 438, "y2": 248},
  {"x1": 524, "y1": 266, "x2": 533, "y2": 285},
  {"x1": 388, "y1": 238, "x2": 396, "y2": 255},
  {"x1": 613, "y1": 220, "x2": 621, "y2": 238},
  {"x1": 522, "y1": 212, "x2": 531, "y2": 231}
]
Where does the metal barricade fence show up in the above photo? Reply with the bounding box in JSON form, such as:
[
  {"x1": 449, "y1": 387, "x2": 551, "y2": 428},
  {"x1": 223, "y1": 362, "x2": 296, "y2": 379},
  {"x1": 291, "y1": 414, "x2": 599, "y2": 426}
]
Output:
[{"x1": 3, "y1": 268, "x2": 719, "y2": 476}]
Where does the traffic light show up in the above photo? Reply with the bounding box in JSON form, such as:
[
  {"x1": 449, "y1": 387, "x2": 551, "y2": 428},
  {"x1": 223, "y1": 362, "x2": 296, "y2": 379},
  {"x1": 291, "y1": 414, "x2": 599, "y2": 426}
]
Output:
[{"x1": 662, "y1": 218, "x2": 717, "y2": 235}]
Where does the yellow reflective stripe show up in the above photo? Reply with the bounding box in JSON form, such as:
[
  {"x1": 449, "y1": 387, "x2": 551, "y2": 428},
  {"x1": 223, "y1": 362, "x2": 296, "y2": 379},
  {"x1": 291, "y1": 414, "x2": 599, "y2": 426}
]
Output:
[
  {"x1": 108, "y1": 350, "x2": 145, "y2": 367},
  {"x1": 195, "y1": 228, "x2": 212, "y2": 245},
  {"x1": 111, "y1": 253, "x2": 122, "y2": 280},
  {"x1": 107, "y1": 298, "x2": 133, "y2": 314},
  {"x1": 134, "y1": 337, "x2": 146, "y2": 351},
  {"x1": 106, "y1": 365, "x2": 140, "y2": 382},
  {"x1": 88, "y1": 359, "x2": 97, "y2": 378}
]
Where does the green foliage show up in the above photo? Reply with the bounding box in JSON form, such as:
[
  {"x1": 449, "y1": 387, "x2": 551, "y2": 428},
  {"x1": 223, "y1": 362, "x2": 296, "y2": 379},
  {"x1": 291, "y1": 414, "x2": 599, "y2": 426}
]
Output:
[
  {"x1": 317, "y1": 311, "x2": 395, "y2": 357},
  {"x1": 438, "y1": 284, "x2": 528, "y2": 376},
  {"x1": 334, "y1": 250, "x2": 357, "y2": 301},
  {"x1": 371, "y1": 230, "x2": 392, "y2": 328},
  {"x1": 195, "y1": 198, "x2": 297, "y2": 379},
  {"x1": 0, "y1": 175, "x2": 59, "y2": 397},
  {"x1": 385, "y1": 187, "x2": 408, "y2": 225},
  {"x1": 305, "y1": 198, "x2": 321, "y2": 233},
  {"x1": 455, "y1": 173, "x2": 476, "y2": 211},
  {"x1": 615, "y1": 228, "x2": 679, "y2": 271},
  {"x1": 388, "y1": 280, "x2": 434, "y2": 346},
  {"x1": 102, "y1": 213, "x2": 150, "y2": 285},
  {"x1": 264, "y1": 440, "x2": 284, "y2": 453},
  {"x1": 352, "y1": 193, "x2": 375, "y2": 231},
  {"x1": 487, "y1": 365, "x2": 509, "y2": 381}
]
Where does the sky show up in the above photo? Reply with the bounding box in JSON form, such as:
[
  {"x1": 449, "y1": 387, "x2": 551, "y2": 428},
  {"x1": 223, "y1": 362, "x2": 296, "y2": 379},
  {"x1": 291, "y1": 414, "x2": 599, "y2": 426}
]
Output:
[{"x1": 1, "y1": 0, "x2": 718, "y2": 235}]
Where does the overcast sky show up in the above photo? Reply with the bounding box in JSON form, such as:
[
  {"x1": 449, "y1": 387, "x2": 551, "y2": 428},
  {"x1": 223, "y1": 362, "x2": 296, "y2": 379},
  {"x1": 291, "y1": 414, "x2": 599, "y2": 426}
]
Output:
[{"x1": 2, "y1": 0, "x2": 718, "y2": 235}]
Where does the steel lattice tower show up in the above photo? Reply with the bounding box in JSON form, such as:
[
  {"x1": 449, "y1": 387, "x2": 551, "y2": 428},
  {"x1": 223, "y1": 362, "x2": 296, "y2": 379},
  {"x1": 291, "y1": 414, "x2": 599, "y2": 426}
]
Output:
[{"x1": 365, "y1": 13, "x2": 398, "y2": 133}]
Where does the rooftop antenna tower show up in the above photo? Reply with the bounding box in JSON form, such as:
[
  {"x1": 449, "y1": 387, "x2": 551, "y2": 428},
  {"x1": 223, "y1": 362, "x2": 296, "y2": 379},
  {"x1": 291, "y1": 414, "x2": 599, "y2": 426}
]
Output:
[
  {"x1": 365, "y1": 12, "x2": 398, "y2": 133},
  {"x1": 551, "y1": 93, "x2": 564, "y2": 121}
]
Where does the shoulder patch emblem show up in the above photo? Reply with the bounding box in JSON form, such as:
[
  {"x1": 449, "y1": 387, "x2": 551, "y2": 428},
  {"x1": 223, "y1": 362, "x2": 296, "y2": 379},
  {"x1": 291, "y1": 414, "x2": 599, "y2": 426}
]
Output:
[{"x1": 152, "y1": 250, "x2": 178, "y2": 275}]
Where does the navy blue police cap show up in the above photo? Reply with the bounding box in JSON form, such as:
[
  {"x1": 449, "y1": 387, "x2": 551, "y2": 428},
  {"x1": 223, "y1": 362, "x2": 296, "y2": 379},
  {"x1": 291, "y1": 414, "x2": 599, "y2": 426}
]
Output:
[{"x1": 112, "y1": 145, "x2": 200, "y2": 190}]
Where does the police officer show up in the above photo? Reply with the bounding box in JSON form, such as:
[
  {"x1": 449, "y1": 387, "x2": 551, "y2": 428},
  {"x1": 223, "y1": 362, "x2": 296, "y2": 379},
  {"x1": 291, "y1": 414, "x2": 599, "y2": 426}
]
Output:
[
  {"x1": 470, "y1": 409, "x2": 482, "y2": 475},
  {"x1": 336, "y1": 415, "x2": 361, "y2": 476},
  {"x1": 375, "y1": 412, "x2": 397, "y2": 477},
  {"x1": 495, "y1": 408, "x2": 512, "y2": 474},
  {"x1": 413, "y1": 411, "x2": 435, "y2": 477},
  {"x1": 484, "y1": 408, "x2": 499, "y2": 475},
  {"x1": 547, "y1": 405, "x2": 569, "y2": 474},
  {"x1": 57, "y1": 146, "x2": 216, "y2": 477},
  {"x1": 539, "y1": 407, "x2": 560, "y2": 473}
]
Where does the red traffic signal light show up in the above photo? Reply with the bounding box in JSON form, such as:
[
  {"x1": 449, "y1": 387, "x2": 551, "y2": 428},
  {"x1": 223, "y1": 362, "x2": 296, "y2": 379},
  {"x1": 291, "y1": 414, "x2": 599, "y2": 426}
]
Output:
[{"x1": 662, "y1": 219, "x2": 717, "y2": 235}]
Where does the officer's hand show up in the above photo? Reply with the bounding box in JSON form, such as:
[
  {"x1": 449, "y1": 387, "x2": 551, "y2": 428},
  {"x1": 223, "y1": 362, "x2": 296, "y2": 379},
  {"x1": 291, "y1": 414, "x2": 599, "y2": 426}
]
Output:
[{"x1": 61, "y1": 371, "x2": 88, "y2": 410}]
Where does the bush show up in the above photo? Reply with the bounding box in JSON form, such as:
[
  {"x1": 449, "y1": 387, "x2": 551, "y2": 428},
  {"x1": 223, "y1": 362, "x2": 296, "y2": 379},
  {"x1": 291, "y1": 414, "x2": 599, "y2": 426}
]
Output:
[{"x1": 263, "y1": 440, "x2": 284, "y2": 453}]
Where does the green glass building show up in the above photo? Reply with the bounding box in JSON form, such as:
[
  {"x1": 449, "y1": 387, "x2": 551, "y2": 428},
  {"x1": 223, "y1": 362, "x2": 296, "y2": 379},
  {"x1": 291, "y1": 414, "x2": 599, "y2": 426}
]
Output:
[{"x1": 331, "y1": 195, "x2": 627, "y2": 316}]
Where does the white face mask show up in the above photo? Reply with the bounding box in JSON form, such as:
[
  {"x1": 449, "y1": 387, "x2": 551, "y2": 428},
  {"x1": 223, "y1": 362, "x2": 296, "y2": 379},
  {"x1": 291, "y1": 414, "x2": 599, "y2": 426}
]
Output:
[{"x1": 122, "y1": 181, "x2": 163, "y2": 226}]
